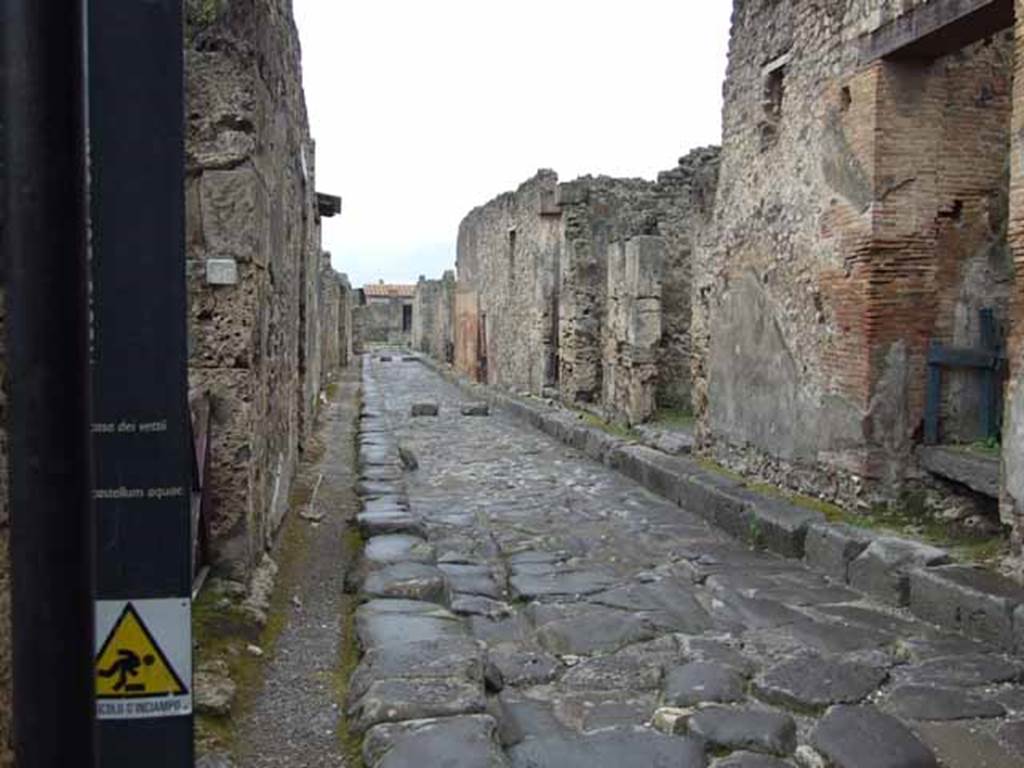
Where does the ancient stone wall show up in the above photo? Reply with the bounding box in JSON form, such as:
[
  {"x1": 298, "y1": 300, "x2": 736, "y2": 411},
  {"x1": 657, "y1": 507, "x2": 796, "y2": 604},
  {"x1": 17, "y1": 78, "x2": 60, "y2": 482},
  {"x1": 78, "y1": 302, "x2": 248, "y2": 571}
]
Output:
[
  {"x1": 185, "y1": 0, "x2": 350, "y2": 579},
  {"x1": 353, "y1": 297, "x2": 414, "y2": 347},
  {"x1": 698, "y1": 0, "x2": 1016, "y2": 515},
  {"x1": 454, "y1": 154, "x2": 717, "y2": 424},
  {"x1": 413, "y1": 272, "x2": 455, "y2": 363},
  {"x1": 457, "y1": 172, "x2": 563, "y2": 393}
]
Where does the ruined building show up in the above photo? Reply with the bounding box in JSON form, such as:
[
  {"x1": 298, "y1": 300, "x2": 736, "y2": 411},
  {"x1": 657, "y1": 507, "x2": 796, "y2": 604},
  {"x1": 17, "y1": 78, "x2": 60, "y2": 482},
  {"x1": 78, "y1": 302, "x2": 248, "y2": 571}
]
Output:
[
  {"x1": 695, "y1": 0, "x2": 1024, "y2": 547},
  {"x1": 436, "y1": 150, "x2": 719, "y2": 426},
  {"x1": 412, "y1": 271, "x2": 456, "y2": 363},
  {"x1": 352, "y1": 282, "x2": 416, "y2": 349}
]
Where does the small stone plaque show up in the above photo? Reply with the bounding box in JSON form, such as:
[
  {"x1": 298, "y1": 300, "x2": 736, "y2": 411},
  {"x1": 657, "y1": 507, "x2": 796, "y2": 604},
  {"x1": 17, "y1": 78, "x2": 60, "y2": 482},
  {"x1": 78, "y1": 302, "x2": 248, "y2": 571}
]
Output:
[{"x1": 205, "y1": 257, "x2": 238, "y2": 286}]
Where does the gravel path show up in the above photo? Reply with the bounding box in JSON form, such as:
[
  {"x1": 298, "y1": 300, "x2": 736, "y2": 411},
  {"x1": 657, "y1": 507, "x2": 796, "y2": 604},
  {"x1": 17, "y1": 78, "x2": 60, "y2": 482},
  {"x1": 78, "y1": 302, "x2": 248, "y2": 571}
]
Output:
[{"x1": 233, "y1": 367, "x2": 361, "y2": 768}]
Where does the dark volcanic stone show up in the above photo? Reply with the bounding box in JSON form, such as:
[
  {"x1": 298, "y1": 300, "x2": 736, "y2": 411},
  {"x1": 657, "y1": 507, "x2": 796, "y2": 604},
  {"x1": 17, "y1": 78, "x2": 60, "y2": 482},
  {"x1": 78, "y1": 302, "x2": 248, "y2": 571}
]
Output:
[
  {"x1": 350, "y1": 678, "x2": 487, "y2": 732},
  {"x1": 508, "y1": 727, "x2": 707, "y2": 768},
  {"x1": 363, "y1": 715, "x2": 508, "y2": 768},
  {"x1": 688, "y1": 707, "x2": 797, "y2": 756},
  {"x1": 461, "y1": 403, "x2": 490, "y2": 416},
  {"x1": 362, "y1": 563, "x2": 449, "y2": 604},
  {"x1": 489, "y1": 649, "x2": 562, "y2": 687},
  {"x1": 536, "y1": 608, "x2": 657, "y2": 655},
  {"x1": 364, "y1": 535, "x2": 436, "y2": 568},
  {"x1": 665, "y1": 662, "x2": 746, "y2": 706},
  {"x1": 357, "y1": 511, "x2": 425, "y2": 538},
  {"x1": 812, "y1": 705, "x2": 938, "y2": 768},
  {"x1": 356, "y1": 600, "x2": 466, "y2": 650},
  {"x1": 998, "y1": 720, "x2": 1024, "y2": 755},
  {"x1": 348, "y1": 636, "x2": 484, "y2": 700},
  {"x1": 713, "y1": 753, "x2": 794, "y2": 768},
  {"x1": 754, "y1": 656, "x2": 887, "y2": 711},
  {"x1": 562, "y1": 652, "x2": 663, "y2": 692},
  {"x1": 411, "y1": 402, "x2": 439, "y2": 417},
  {"x1": 886, "y1": 685, "x2": 1005, "y2": 721},
  {"x1": 901, "y1": 654, "x2": 1023, "y2": 687}
]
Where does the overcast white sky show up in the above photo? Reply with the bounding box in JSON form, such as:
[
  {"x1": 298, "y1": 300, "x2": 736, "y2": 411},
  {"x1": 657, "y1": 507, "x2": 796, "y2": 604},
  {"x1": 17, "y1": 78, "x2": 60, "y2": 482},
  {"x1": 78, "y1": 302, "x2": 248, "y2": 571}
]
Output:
[{"x1": 293, "y1": 1, "x2": 731, "y2": 288}]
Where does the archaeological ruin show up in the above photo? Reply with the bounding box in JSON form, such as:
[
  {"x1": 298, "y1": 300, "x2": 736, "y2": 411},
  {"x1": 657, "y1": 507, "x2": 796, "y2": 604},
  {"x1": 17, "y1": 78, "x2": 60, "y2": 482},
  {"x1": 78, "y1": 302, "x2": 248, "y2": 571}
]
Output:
[
  {"x1": 8, "y1": 0, "x2": 1024, "y2": 765},
  {"x1": 407, "y1": 0, "x2": 1024, "y2": 555},
  {"x1": 353, "y1": 282, "x2": 416, "y2": 349}
]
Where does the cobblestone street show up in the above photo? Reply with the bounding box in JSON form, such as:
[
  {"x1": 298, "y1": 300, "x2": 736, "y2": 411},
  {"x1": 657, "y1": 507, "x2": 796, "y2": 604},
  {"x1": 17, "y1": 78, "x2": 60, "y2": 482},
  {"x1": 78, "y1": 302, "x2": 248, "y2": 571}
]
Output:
[{"x1": 351, "y1": 356, "x2": 1024, "y2": 767}]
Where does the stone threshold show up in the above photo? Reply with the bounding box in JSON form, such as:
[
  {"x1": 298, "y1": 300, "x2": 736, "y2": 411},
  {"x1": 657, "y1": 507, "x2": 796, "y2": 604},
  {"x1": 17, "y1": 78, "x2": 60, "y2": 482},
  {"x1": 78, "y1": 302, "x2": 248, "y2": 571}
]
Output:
[
  {"x1": 919, "y1": 444, "x2": 1000, "y2": 499},
  {"x1": 414, "y1": 355, "x2": 1024, "y2": 656}
]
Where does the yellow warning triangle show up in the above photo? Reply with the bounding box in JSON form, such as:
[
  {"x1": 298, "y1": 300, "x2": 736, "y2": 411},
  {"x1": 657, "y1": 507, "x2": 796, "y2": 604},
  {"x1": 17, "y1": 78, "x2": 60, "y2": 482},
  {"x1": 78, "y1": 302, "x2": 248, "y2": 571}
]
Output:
[{"x1": 95, "y1": 603, "x2": 187, "y2": 699}]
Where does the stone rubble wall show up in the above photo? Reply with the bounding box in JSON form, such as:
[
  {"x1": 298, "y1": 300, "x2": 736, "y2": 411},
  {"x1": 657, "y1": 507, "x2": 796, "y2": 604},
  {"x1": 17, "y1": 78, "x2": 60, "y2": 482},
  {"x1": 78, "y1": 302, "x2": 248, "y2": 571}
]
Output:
[
  {"x1": 412, "y1": 271, "x2": 456, "y2": 363},
  {"x1": 353, "y1": 298, "x2": 414, "y2": 347},
  {"x1": 697, "y1": 0, "x2": 1017, "y2": 536},
  {"x1": 185, "y1": 0, "x2": 352, "y2": 581},
  {"x1": 450, "y1": 152, "x2": 718, "y2": 425}
]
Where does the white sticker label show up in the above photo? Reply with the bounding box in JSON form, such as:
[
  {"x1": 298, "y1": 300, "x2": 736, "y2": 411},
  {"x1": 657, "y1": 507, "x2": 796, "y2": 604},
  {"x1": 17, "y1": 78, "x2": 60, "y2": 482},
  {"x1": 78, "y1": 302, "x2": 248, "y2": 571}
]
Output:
[{"x1": 94, "y1": 598, "x2": 192, "y2": 720}]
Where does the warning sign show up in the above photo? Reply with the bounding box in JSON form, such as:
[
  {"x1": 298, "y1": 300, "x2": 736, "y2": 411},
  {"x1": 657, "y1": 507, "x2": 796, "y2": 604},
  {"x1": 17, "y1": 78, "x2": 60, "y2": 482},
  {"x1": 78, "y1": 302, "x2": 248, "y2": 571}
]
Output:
[{"x1": 94, "y1": 598, "x2": 191, "y2": 720}]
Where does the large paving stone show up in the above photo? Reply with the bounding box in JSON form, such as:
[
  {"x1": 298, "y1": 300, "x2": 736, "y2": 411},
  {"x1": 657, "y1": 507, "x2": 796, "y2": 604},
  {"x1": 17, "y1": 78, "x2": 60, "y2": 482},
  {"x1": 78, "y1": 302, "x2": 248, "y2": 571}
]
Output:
[
  {"x1": 561, "y1": 651, "x2": 664, "y2": 692},
  {"x1": 913, "y1": 722, "x2": 1020, "y2": 768},
  {"x1": 350, "y1": 677, "x2": 487, "y2": 732},
  {"x1": 998, "y1": 720, "x2": 1024, "y2": 755},
  {"x1": 664, "y1": 662, "x2": 746, "y2": 706},
  {"x1": 489, "y1": 649, "x2": 562, "y2": 687},
  {"x1": 509, "y1": 567, "x2": 619, "y2": 600},
  {"x1": 358, "y1": 510, "x2": 426, "y2": 538},
  {"x1": 908, "y1": 565, "x2": 1024, "y2": 651},
  {"x1": 847, "y1": 538, "x2": 951, "y2": 606},
  {"x1": 803, "y1": 522, "x2": 873, "y2": 583},
  {"x1": 589, "y1": 581, "x2": 714, "y2": 634},
  {"x1": 363, "y1": 715, "x2": 509, "y2": 768},
  {"x1": 360, "y1": 444, "x2": 401, "y2": 467},
  {"x1": 899, "y1": 654, "x2": 1023, "y2": 687},
  {"x1": 451, "y1": 595, "x2": 513, "y2": 620},
  {"x1": 688, "y1": 707, "x2": 796, "y2": 756},
  {"x1": 363, "y1": 562, "x2": 449, "y2": 603},
  {"x1": 349, "y1": 636, "x2": 484, "y2": 700},
  {"x1": 364, "y1": 535, "x2": 436, "y2": 568},
  {"x1": 811, "y1": 705, "x2": 937, "y2": 768},
  {"x1": 753, "y1": 656, "x2": 887, "y2": 712},
  {"x1": 356, "y1": 599, "x2": 466, "y2": 650},
  {"x1": 410, "y1": 402, "x2": 439, "y2": 417},
  {"x1": 536, "y1": 608, "x2": 657, "y2": 655},
  {"x1": 884, "y1": 685, "x2": 1005, "y2": 721},
  {"x1": 712, "y1": 754, "x2": 794, "y2": 768},
  {"x1": 440, "y1": 563, "x2": 503, "y2": 599},
  {"x1": 508, "y1": 727, "x2": 707, "y2": 768},
  {"x1": 357, "y1": 480, "x2": 406, "y2": 500}
]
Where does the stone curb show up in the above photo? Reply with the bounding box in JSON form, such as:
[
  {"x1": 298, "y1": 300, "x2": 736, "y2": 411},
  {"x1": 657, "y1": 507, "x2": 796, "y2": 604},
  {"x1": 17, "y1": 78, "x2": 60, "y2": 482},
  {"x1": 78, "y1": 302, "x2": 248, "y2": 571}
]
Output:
[
  {"x1": 412, "y1": 354, "x2": 1024, "y2": 656},
  {"x1": 354, "y1": 362, "x2": 510, "y2": 766}
]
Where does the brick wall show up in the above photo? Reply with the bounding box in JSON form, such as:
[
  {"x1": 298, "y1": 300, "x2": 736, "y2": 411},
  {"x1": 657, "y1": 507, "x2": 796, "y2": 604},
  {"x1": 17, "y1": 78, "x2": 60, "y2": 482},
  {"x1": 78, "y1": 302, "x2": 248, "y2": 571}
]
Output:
[{"x1": 699, "y1": 0, "x2": 1016, "y2": 518}]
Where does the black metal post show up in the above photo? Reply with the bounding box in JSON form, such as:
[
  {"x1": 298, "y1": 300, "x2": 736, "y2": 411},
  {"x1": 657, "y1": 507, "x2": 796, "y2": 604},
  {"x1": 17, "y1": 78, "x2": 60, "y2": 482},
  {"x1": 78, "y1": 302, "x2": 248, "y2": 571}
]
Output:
[{"x1": 2, "y1": 0, "x2": 96, "y2": 765}]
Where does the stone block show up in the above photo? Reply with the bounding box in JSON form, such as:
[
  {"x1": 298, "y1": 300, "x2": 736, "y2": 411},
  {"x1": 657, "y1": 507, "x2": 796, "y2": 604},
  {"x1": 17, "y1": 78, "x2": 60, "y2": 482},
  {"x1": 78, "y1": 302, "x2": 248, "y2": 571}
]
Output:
[
  {"x1": 908, "y1": 565, "x2": 1024, "y2": 651},
  {"x1": 804, "y1": 522, "x2": 873, "y2": 583},
  {"x1": 460, "y1": 403, "x2": 489, "y2": 416},
  {"x1": 744, "y1": 495, "x2": 824, "y2": 558},
  {"x1": 410, "y1": 403, "x2": 439, "y2": 417},
  {"x1": 812, "y1": 705, "x2": 937, "y2": 768},
  {"x1": 363, "y1": 715, "x2": 508, "y2": 768},
  {"x1": 199, "y1": 167, "x2": 266, "y2": 264},
  {"x1": 848, "y1": 537, "x2": 951, "y2": 606},
  {"x1": 688, "y1": 707, "x2": 797, "y2": 757},
  {"x1": 1016, "y1": 604, "x2": 1024, "y2": 655}
]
